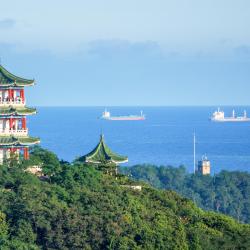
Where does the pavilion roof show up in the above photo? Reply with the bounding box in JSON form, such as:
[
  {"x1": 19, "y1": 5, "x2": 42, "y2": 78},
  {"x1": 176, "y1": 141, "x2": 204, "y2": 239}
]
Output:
[
  {"x1": 0, "y1": 136, "x2": 40, "y2": 146},
  {"x1": 0, "y1": 106, "x2": 37, "y2": 116},
  {"x1": 78, "y1": 135, "x2": 128, "y2": 165},
  {"x1": 0, "y1": 65, "x2": 34, "y2": 87}
]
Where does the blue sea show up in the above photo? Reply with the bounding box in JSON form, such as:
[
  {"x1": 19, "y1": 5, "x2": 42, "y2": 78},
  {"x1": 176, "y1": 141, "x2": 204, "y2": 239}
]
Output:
[{"x1": 28, "y1": 107, "x2": 250, "y2": 173}]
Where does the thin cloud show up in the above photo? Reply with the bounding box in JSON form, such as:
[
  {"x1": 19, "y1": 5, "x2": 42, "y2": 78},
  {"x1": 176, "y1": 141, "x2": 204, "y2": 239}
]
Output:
[
  {"x1": 0, "y1": 18, "x2": 16, "y2": 29},
  {"x1": 88, "y1": 40, "x2": 163, "y2": 59},
  {"x1": 234, "y1": 45, "x2": 250, "y2": 56}
]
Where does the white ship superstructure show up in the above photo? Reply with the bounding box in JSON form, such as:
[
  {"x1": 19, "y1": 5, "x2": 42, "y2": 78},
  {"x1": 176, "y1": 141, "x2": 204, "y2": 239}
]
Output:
[
  {"x1": 101, "y1": 109, "x2": 145, "y2": 121},
  {"x1": 211, "y1": 108, "x2": 250, "y2": 122}
]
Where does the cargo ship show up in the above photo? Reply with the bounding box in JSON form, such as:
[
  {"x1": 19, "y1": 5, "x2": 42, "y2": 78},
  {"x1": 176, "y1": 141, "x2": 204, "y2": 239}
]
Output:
[
  {"x1": 211, "y1": 108, "x2": 250, "y2": 122},
  {"x1": 101, "y1": 109, "x2": 146, "y2": 121}
]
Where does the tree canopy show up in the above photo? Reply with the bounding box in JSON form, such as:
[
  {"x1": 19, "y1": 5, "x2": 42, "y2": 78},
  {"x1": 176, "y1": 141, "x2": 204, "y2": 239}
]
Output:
[
  {"x1": 121, "y1": 164, "x2": 250, "y2": 224},
  {"x1": 0, "y1": 147, "x2": 249, "y2": 249}
]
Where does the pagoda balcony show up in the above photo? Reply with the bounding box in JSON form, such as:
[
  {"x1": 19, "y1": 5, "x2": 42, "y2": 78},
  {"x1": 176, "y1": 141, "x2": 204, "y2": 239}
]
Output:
[
  {"x1": 0, "y1": 98, "x2": 26, "y2": 107},
  {"x1": 0, "y1": 128, "x2": 28, "y2": 136}
]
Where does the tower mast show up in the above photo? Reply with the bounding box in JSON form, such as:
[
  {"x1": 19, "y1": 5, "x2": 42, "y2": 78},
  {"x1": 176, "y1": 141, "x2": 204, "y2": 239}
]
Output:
[{"x1": 193, "y1": 132, "x2": 196, "y2": 174}]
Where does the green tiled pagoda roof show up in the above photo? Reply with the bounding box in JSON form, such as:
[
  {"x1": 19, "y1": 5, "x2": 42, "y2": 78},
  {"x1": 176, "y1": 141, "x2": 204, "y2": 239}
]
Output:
[
  {"x1": 78, "y1": 135, "x2": 128, "y2": 165},
  {"x1": 0, "y1": 106, "x2": 37, "y2": 116},
  {"x1": 0, "y1": 136, "x2": 40, "y2": 146},
  {"x1": 0, "y1": 65, "x2": 34, "y2": 87}
]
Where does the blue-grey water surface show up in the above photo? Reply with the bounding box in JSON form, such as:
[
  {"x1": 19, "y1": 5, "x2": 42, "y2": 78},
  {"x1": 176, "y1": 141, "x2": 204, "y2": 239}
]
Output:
[{"x1": 28, "y1": 107, "x2": 250, "y2": 173}]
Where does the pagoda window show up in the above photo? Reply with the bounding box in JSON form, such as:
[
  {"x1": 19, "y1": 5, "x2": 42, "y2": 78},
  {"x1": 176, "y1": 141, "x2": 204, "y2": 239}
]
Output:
[
  {"x1": 0, "y1": 119, "x2": 3, "y2": 131},
  {"x1": 4, "y1": 119, "x2": 9, "y2": 130},
  {"x1": 0, "y1": 149, "x2": 3, "y2": 163},
  {"x1": 16, "y1": 90, "x2": 20, "y2": 98},
  {"x1": 2, "y1": 91, "x2": 7, "y2": 101},
  {"x1": 3, "y1": 120, "x2": 8, "y2": 130},
  {"x1": 0, "y1": 90, "x2": 3, "y2": 102},
  {"x1": 17, "y1": 119, "x2": 21, "y2": 130},
  {"x1": 7, "y1": 119, "x2": 10, "y2": 129}
]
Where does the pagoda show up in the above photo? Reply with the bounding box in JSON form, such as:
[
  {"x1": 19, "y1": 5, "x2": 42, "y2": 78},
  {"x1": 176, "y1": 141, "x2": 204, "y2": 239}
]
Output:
[
  {"x1": 77, "y1": 134, "x2": 128, "y2": 174},
  {"x1": 0, "y1": 64, "x2": 40, "y2": 163}
]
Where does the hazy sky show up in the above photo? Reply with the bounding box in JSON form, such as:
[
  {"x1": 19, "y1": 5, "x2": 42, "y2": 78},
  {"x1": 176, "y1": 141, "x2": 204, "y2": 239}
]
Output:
[{"x1": 0, "y1": 0, "x2": 250, "y2": 106}]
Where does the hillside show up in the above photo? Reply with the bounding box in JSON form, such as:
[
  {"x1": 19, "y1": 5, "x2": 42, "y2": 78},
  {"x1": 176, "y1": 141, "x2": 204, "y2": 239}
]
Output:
[
  {"x1": 121, "y1": 164, "x2": 250, "y2": 224},
  {"x1": 0, "y1": 147, "x2": 249, "y2": 249}
]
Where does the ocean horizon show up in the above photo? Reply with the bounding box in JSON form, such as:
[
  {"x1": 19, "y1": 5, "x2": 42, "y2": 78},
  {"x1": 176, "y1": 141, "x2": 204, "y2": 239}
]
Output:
[{"x1": 28, "y1": 106, "x2": 250, "y2": 173}]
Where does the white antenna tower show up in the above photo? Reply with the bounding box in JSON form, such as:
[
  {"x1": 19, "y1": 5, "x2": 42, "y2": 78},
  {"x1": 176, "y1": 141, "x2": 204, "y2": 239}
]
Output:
[{"x1": 193, "y1": 132, "x2": 196, "y2": 174}]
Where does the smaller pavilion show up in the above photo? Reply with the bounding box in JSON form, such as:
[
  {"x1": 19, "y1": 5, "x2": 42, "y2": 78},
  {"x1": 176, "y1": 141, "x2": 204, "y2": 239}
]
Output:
[{"x1": 78, "y1": 134, "x2": 128, "y2": 175}]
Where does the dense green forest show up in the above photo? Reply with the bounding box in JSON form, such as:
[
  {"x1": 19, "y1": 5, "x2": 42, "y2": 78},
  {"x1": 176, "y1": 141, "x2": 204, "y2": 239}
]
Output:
[
  {"x1": 121, "y1": 165, "x2": 250, "y2": 224},
  {"x1": 0, "y1": 147, "x2": 249, "y2": 249}
]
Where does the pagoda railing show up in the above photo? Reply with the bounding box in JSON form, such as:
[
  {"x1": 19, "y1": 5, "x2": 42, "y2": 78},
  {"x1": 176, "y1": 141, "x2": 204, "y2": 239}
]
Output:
[
  {"x1": 0, "y1": 129, "x2": 28, "y2": 136},
  {"x1": 0, "y1": 98, "x2": 25, "y2": 106}
]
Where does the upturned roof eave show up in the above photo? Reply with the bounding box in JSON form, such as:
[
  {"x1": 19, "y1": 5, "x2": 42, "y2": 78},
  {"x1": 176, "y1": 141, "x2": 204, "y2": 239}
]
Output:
[
  {"x1": 0, "y1": 136, "x2": 40, "y2": 146},
  {"x1": 0, "y1": 65, "x2": 35, "y2": 86},
  {"x1": 80, "y1": 135, "x2": 128, "y2": 165},
  {"x1": 0, "y1": 82, "x2": 35, "y2": 87},
  {"x1": 0, "y1": 106, "x2": 37, "y2": 116},
  {"x1": 84, "y1": 153, "x2": 128, "y2": 164},
  {"x1": 110, "y1": 158, "x2": 128, "y2": 164},
  {"x1": 85, "y1": 158, "x2": 128, "y2": 165},
  {"x1": 0, "y1": 112, "x2": 37, "y2": 116}
]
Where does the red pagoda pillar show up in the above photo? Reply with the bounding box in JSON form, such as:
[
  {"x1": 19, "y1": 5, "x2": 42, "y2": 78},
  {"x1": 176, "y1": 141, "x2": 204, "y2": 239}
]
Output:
[
  {"x1": 23, "y1": 147, "x2": 29, "y2": 160},
  {"x1": 9, "y1": 117, "x2": 13, "y2": 129},
  {"x1": 20, "y1": 89, "x2": 25, "y2": 103},
  {"x1": 22, "y1": 117, "x2": 27, "y2": 130}
]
